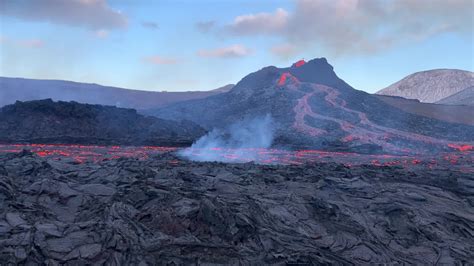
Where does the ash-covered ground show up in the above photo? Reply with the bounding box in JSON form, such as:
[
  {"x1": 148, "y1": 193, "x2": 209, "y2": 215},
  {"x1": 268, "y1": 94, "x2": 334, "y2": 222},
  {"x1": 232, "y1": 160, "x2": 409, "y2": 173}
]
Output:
[{"x1": 1, "y1": 146, "x2": 473, "y2": 264}]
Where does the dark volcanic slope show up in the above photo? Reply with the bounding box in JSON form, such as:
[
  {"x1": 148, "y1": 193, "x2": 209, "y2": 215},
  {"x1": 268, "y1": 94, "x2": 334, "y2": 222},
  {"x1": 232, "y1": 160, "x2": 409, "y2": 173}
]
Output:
[
  {"x1": 0, "y1": 99, "x2": 205, "y2": 146},
  {"x1": 152, "y1": 58, "x2": 474, "y2": 154},
  {"x1": 0, "y1": 151, "x2": 473, "y2": 264},
  {"x1": 374, "y1": 95, "x2": 474, "y2": 125},
  {"x1": 0, "y1": 77, "x2": 233, "y2": 109},
  {"x1": 436, "y1": 86, "x2": 474, "y2": 106}
]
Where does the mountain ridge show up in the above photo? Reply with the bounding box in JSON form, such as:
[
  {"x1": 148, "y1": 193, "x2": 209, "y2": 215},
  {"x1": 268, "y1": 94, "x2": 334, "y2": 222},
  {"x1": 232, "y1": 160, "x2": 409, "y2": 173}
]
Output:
[
  {"x1": 376, "y1": 69, "x2": 474, "y2": 103},
  {"x1": 0, "y1": 76, "x2": 233, "y2": 110}
]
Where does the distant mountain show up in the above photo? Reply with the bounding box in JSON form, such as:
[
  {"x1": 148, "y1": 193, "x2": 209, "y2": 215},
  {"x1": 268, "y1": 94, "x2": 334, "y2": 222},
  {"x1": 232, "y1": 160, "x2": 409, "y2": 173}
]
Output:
[
  {"x1": 0, "y1": 77, "x2": 233, "y2": 109},
  {"x1": 0, "y1": 99, "x2": 205, "y2": 146},
  {"x1": 436, "y1": 86, "x2": 474, "y2": 106},
  {"x1": 376, "y1": 69, "x2": 474, "y2": 103},
  {"x1": 151, "y1": 58, "x2": 474, "y2": 154},
  {"x1": 210, "y1": 84, "x2": 234, "y2": 93}
]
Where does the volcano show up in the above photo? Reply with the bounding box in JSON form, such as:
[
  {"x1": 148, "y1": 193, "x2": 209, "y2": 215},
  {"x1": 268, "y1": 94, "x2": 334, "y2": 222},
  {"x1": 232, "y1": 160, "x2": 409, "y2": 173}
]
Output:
[{"x1": 151, "y1": 58, "x2": 474, "y2": 154}]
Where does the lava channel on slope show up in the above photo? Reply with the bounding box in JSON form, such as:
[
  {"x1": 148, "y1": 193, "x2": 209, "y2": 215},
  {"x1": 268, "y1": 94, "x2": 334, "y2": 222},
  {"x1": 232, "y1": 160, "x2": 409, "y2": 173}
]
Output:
[
  {"x1": 293, "y1": 60, "x2": 306, "y2": 67},
  {"x1": 276, "y1": 74, "x2": 474, "y2": 155}
]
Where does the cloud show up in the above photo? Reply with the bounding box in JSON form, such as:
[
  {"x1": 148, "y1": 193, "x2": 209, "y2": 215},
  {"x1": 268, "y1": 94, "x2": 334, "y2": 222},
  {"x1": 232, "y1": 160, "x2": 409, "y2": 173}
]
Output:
[
  {"x1": 18, "y1": 39, "x2": 44, "y2": 48},
  {"x1": 224, "y1": 0, "x2": 473, "y2": 56},
  {"x1": 142, "y1": 56, "x2": 179, "y2": 65},
  {"x1": 195, "y1": 21, "x2": 215, "y2": 33},
  {"x1": 0, "y1": 36, "x2": 44, "y2": 48},
  {"x1": 0, "y1": 0, "x2": 127, "y2": 30},
  {"x1": 227, "y1": 8, "x2": 288, "y2": 35},
  {"x1": 142, "y1": 21, "x2": 159, "y2": 30},
  {"x1": 197, "y1": 44, "x2": 252, "y2": 58},
  {"x1": 271, "y1": 43, "x2": 298, "y2": 58},
  {"x1": 94, "y1": 29, "x2": 109, "y2": 39}
]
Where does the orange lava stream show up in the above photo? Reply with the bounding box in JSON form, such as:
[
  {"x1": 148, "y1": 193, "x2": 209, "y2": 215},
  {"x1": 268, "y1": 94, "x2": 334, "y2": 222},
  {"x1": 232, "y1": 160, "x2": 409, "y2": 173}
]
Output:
[{"x1": 0, "y1": 144, "x2": 472, "y2": 172}]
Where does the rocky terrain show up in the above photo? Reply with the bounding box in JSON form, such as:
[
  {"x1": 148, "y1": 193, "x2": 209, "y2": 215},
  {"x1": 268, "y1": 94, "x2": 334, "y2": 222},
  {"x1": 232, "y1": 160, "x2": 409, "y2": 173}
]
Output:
[
  {"x1": 376, "y1": 69, "x2": 474, "y2": 103},
  {"x1": 0, "y1": 77, "x2": 233, "y2": 110},
  {"x1": 151, "y1": 59, "x2": 474, "y2": 154},
  {"x1": 0, "y1": 150, "x2": 473, "y2": 264},
  {"x1": 0, "y1": 99, "x2": 206, "y2": 146},
  {"x1": 1, "y1": 59, "x2": 473, "y2": 265},
  {"x1": 436, "y1": 86, "x2": 474, "y2": 106}
]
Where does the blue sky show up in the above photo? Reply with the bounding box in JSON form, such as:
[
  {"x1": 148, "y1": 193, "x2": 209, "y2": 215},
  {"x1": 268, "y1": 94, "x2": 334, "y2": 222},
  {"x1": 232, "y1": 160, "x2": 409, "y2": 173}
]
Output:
[{"x1": 1, "y1": 0, "x2": 472, "y2": 93}]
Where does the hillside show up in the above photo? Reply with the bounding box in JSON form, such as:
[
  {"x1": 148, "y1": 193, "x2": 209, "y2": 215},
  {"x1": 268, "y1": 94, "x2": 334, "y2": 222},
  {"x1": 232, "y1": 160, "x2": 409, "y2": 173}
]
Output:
[
  {"x1": 374, "y1": 95, "x2": 474, "y2": 125},
  {"x1": 376, "y1": 69, "x2": 474, "y2": 103},
  {"x1": 436, "y1": 86, "x2": 474, "y2": 106},
  {"x1": 0, "y1": 99, "x2": 205, "y2": 146},
  {"x1": 0, "y1": 77, "x2": 233, "y2": 109},
  {"x1": 151, "y1": 58, "x2": 474, "y2": 154}
]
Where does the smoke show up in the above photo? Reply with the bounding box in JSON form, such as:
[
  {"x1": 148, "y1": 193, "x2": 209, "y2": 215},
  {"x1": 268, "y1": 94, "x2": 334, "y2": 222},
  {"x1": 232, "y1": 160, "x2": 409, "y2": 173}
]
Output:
[{"x1": 179, "y1": 114, "x2": 275, "y2": 162}]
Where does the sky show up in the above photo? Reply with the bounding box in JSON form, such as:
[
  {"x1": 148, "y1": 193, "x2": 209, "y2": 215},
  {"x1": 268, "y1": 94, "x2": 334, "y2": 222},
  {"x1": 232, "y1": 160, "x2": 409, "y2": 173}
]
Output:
[{"x1": 0, "y1": 0, "x2": 473, "y2": 93}]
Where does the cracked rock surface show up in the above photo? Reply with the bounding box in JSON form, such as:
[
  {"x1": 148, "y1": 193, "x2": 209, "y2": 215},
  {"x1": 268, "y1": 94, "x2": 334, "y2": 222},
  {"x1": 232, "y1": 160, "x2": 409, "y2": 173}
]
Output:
[{"x1": 1, "y1": 151, "x2": 473, "y2": 264}]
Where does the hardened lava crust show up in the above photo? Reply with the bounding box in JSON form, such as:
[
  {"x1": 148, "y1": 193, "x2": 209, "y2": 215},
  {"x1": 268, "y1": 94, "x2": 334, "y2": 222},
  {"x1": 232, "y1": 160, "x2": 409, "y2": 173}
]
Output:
[{"x1": 0, "y1": 150, "x2": 473, "y2": 264}]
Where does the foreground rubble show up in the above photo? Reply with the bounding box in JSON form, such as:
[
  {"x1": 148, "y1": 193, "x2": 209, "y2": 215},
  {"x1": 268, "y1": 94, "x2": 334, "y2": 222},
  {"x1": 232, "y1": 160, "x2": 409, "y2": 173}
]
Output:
[{"x1": 1, "y1": 151, "x2": 473, "y2": 264}]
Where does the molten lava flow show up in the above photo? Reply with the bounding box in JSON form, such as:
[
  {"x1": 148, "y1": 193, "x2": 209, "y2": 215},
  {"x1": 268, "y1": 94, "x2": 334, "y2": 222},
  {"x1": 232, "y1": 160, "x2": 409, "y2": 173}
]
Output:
[
  {"x1": 293, "y1": 60, "x2": 306, "y2": 67},
  {"x1": 277, "y1": 72, "x2": 300, "y2": 86},
  {"x1": 288, "y1": 81, "x2": 474, "y2": 154},
  {"x1": 293, "y1": 92, "x2": 327, "y2": 136},
  {"x1": 278, "y1": 72, "x2": 289, "y2": 86},
  {"x1": 0, "y1": 144, "x2": 472, "y2": 172},
  {"x1": 447, "y1": 144, "x2": 473, "y2": 152},
  {"x1": 0, "y1": 144, "x2": 177, "y2": 164}
]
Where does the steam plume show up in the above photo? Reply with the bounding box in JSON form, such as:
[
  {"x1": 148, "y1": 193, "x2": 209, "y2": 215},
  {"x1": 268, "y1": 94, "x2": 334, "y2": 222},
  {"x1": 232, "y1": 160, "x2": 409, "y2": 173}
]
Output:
[{"x1": 179, "y1": 115, "x2": 275, "y2": 162}]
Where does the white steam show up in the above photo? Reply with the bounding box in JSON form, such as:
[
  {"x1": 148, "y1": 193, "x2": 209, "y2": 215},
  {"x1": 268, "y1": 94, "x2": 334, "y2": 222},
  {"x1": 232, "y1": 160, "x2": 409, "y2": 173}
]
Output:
[{"x1": 179, "y1": 114, "x2": 275, "y2": 162}]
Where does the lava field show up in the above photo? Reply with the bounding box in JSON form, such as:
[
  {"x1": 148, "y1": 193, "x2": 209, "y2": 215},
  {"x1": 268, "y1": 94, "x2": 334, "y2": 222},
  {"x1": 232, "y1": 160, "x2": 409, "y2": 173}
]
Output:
[
  {"x1": 0, "y1": 146, "x2": 473, "y2": 264},
  {"x1": 0, "y1": 144, "x2": 472, "y2": 172},
  {"x1": 0, "y1": 144, "x2": 178, "y2": 164}
]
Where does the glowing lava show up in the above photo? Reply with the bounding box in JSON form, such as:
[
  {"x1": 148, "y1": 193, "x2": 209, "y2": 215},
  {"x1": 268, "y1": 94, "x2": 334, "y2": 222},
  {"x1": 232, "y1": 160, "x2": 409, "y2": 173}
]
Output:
[
  {"x1": 278, "y1": 72, "x2": 299, "y2": 86},
  {"x1": 180, "y1": 146, "x2": 473, "y2": 172},
  {"x1": 278, "y1": 72, "x2": 289, "y2": 86},
  {"x1": 0, "y1": 144, "x2": 472, "y2": 172},
  {"x1": 287, "y1": 80, "x2": 474, "y2": 154},
  {"x1": 293, "y1": 91, "x2": 327, "y2": 136},
  {"x1": 0, "y1": 144, "x2": 176, "y2": 163},
  {"x1": 448, "y1": 144, "x2": 473, "y2": 152},
  {"x1": 293, "y1": 60, "x2": 306, "y2": 67}
]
